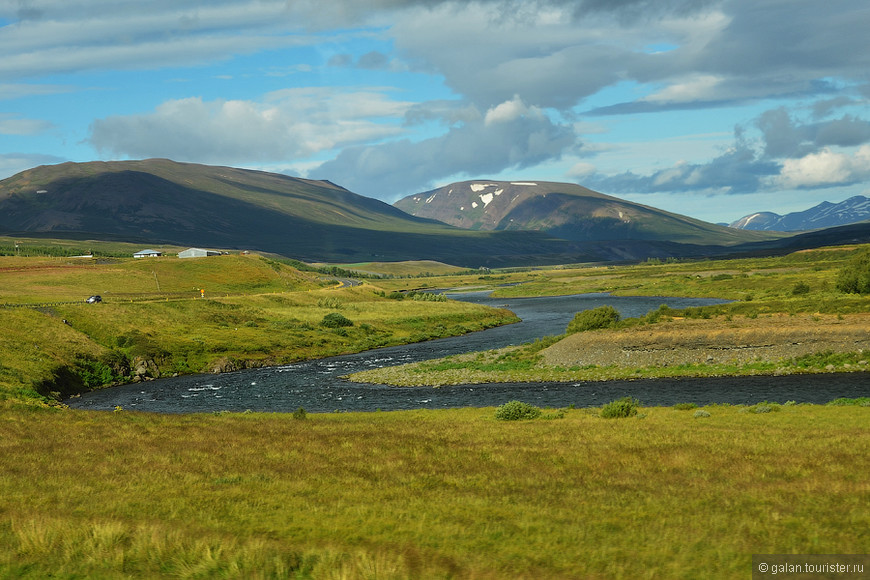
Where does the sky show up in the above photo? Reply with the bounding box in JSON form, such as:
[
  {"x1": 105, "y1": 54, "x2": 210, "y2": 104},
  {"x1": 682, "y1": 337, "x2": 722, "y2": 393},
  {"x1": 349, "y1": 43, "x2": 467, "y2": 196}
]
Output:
[{"x1": 1, "y1": 0, "x2": 869, "y2": 224}]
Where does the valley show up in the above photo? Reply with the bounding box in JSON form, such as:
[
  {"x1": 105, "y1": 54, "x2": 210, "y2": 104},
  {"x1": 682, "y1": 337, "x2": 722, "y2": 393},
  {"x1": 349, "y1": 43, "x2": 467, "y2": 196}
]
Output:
[{"x1": 0, "y1": 161, "x2": 868, "y2": 580}]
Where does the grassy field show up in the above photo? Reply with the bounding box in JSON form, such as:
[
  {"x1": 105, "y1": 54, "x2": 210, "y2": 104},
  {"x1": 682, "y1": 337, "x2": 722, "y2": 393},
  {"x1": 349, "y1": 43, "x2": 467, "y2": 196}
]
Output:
[
  {"x1": 1, "y1": 402, "x2": 867, "y2": 579},
  {"x1": 0, "y1": 252, "x2": 516, "y2": 405}
]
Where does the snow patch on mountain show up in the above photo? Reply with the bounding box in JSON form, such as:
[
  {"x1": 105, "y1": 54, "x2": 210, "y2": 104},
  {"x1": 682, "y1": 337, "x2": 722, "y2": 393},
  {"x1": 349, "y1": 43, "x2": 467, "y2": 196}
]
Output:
[{"x1": 730, "y1": 196, "x2": 870, "y2": 231}]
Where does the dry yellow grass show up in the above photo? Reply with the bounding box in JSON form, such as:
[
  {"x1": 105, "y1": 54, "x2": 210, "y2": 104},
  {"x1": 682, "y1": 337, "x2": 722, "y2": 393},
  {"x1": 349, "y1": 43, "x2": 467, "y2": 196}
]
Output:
[{"x1": 542, "y1": 312, "x2": 870, "y2": 368}]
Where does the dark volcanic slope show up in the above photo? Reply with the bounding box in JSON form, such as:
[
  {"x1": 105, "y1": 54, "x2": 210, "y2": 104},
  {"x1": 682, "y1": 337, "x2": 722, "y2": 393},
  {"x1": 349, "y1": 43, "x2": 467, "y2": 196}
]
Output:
[{"x1": 395, "y1": 180, "x2": 777, "y2": 246}]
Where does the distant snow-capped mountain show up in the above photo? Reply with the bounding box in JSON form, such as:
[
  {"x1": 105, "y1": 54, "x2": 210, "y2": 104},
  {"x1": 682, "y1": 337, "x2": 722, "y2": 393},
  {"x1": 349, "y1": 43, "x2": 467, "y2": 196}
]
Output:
[{"x1": 730, "y1": 195, "x2": 870, "y2": 231}]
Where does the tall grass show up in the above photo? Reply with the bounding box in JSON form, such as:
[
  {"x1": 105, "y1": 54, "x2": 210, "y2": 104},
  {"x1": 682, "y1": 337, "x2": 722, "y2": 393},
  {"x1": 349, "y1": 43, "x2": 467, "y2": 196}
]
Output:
[{"x1": 0, "y1": 404, "x2": 866, "y2": 578}]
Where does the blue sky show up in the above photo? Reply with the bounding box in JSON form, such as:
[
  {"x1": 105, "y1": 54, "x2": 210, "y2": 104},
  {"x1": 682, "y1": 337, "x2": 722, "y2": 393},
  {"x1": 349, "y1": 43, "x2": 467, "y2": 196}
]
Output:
[{"x1": 1, "y1": 0, "x2": 869, "y2": 224}]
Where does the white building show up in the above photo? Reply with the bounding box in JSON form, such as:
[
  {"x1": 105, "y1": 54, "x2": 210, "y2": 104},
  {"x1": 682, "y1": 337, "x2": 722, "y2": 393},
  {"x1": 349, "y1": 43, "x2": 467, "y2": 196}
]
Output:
[
  {"x1": 133, "y1": 249, "x2": 162, "y2": 258},
  {"x1": 178, "y1": 248, "x2": 221, "y2": 259}
]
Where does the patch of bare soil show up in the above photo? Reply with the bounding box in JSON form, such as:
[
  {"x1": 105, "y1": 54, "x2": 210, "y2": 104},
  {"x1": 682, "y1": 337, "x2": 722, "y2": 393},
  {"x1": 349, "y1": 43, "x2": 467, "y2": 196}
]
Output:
[{"x1": 541, "y1": 313, "x2": 870, "y2": 368}]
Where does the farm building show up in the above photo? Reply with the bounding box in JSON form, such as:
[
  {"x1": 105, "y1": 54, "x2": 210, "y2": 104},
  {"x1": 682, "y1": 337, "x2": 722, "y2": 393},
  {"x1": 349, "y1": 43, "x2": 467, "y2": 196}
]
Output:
[
  {"x1": 133, "y1": 249, "x2": 162, "y2": 258},
  {"x1": 178, "y1": 248, "x2": 221, "y2": 259}
]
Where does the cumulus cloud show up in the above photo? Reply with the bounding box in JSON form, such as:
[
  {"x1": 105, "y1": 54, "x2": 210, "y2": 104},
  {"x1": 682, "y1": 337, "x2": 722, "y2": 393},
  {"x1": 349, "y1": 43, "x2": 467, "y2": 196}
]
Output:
[
  {"x1": 586, "y1": 142, "x2": 779, "y2": 195},
  {"x1": 89, "y1": 89, "x2": 412, "y2": 164},
  {"x1": 310, "y1": 108, "x2": 577, "y2": 199},
  {"x1": 777, "y1": 146, "x2": 870, "y2": 189}
]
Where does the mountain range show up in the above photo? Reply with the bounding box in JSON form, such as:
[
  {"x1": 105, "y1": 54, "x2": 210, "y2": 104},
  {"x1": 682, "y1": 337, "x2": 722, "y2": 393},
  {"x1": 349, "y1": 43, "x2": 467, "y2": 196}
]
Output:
[
  {"x1": 1, "y1": 159, "x2": 869, "y2": 266},
  {"x1": 730, "y1": 195, "x2": 870, "y2": 231}
]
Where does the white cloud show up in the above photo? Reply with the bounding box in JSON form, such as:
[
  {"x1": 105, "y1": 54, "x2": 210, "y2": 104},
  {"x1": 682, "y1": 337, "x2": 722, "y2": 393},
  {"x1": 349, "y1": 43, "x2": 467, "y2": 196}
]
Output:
[
  {"x1": 776, "y1": 146, "x2": 870, "y2": 189},
  {"x1": 641, "y1": 75, "x2": 723, "y2": 104},
  {"x1": 89, "y1": 89, "x2": 412, "y2": 163},
  {"x1": 566, "y1": 161, "x2": 596, "y2": 178},
  {"x1": 484, "y1": 96, "x2": 540, "y2": 126},
  {"x1": 0, "y1": 114, "x2": 52, "y2": 135}
]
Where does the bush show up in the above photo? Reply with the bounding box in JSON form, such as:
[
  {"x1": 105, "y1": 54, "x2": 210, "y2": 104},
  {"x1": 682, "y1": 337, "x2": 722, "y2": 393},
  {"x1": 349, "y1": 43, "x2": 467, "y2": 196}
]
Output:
[
  {"x1": 566, "y1": 305, "x2": 621, "y2": 334},
  {"x1": 293, "y1": 406, "x2": 307, "y2": 420},
  {"x1": 600, "y1": 397, "x2": 641, "y2": 419},
  {"x1": 320, "y1": 312, "x2": 353, "y2": 328},
  {"x1": 826, "y1": 397, "x2": 870, "y2": 406},
  {"x1": 674, "y1": 402, "x2": 698, "y2": 410},
  {"x1": 494, "y1": 400, "x2": 542, "y2": 421},
  {"x1": 693, "y1": 409, "x2": 711, "y2": 418},
  {"x1": 835, "y1": 248, "x2": 870, "y2": 294},
  {"x1": 791, "y1": 281, "x2": 811, "y2": 295}
]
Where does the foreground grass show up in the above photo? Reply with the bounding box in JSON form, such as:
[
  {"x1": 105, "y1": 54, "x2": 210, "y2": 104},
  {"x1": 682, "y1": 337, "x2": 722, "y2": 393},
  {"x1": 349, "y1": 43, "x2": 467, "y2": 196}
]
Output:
[{"x1": 0, "y1": 403, "x2": 867, "y2": 579}]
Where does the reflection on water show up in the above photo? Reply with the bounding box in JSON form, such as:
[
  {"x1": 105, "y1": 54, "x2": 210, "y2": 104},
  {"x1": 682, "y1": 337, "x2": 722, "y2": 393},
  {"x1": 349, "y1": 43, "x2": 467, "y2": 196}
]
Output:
[{"x1": 67, "y1": 292, "x2": 868, "y2": 413}]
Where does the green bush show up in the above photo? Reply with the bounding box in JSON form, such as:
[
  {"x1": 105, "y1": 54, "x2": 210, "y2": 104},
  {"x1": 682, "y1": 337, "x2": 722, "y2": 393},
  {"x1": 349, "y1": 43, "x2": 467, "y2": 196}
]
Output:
[
  {"x1": 835, "y1": 248, "x2": 870, "y2": 294},
  {"x1": 320, "y1": 312, "x2": 353, "y2": 328},
  {"x1": 826, "y1": 397, "x2": 870, "y2": 406},
  {"x1": 566, "y1": 305, "x2": 621, "y2": 334},
  {"x1": 293, "y1": 407, "x2": 307, "y2": 420},
  {"x1": 674, "y1": 402, "x2": 698, "y2": 410},
  {"x1": 600, "y1": 397, "x2": 641, "y2": 419},
  {"x1": 791, "y1": 281, "x2": 811, "y2": 295},
  {"x1": 494, "y1": 400, "x2": 542, "y2": 421}
]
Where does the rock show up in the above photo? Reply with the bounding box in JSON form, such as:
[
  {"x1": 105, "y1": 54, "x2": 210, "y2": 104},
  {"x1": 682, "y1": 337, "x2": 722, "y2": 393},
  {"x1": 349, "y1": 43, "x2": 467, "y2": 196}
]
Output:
[
  {"x1": 132, "y1": 356, "x2": 160, "y2": 379},
  {"x1": 211, "y1": 357, "x2": 242, "y2": 374}
]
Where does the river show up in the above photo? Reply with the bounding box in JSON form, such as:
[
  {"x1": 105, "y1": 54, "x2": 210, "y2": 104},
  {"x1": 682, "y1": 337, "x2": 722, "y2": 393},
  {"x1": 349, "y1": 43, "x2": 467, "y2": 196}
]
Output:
[{"x1": 67, "y1": 292, "x2": 868, "y2": 413}]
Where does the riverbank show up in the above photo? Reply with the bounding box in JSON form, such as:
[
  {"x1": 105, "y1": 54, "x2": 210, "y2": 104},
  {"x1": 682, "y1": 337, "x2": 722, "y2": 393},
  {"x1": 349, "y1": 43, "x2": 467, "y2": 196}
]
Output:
[{"x1": 347, "y1": 312, "x2": 870, "y2": 386}]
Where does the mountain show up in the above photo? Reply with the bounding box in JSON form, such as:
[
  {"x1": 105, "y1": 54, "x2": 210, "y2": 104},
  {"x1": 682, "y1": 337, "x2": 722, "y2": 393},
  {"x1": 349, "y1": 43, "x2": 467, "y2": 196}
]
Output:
[
  {"x1": 730, "y1": 196, "x2": 870, "y2": 231},
  {"x1": 394, "y1": 180, "x2": 775, "y2": 246},
  {"x1": 6, "y1": 159, "x2": 865, "y2": 267},
  {"x1": 0, "y1": 159, "x2": 606, "y2": 266}
]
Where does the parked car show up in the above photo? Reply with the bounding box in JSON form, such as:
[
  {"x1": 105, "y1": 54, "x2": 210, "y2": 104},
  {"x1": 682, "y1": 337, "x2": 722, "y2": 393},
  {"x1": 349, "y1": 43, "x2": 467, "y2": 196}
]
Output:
[{"x1": 86, "y1": 295, "x2": 102, "y2": 304}]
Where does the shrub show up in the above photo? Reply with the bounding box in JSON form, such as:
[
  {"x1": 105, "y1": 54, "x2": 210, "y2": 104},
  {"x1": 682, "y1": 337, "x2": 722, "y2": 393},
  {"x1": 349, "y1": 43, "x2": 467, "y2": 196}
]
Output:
[
  {"x1": 599, "y1": 397, "x2": 641, "y2": 419},
  {"x1": 293, "y1": 406, "x2": 307, "y2": 420},
  {"x1": 320, "y1": 312, "x2": 353, "y2": 328},
  {"x1": 494, "y1": 400, "x2": 542, "y2": 421},
  {"x1": 566, "y1": 305, "x2": 621, "y2": 334},
  {"x1": 693, "y1": 409, "x2": 711, "y2": 418},
  {"x1": 835, "y1": 248, "x2": 870, "y2": 294},
  {"x1": 791, "y1": 281, "x2": 811, "y2": 295},
  {"x1": 826, "y1": 397, "x2": 870, "y2": 407},
  {"x1": 674, "y1": 402, "x2": 698, "y2": 410}
]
